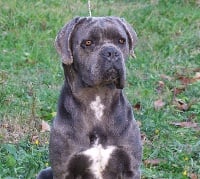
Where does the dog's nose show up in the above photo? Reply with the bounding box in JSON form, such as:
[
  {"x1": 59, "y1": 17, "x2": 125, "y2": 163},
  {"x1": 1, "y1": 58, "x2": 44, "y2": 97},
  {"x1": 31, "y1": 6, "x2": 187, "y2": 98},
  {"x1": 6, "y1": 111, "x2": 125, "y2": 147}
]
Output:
[{"x1": 101, "y1": 46, "x2": 120, "y2": 61}]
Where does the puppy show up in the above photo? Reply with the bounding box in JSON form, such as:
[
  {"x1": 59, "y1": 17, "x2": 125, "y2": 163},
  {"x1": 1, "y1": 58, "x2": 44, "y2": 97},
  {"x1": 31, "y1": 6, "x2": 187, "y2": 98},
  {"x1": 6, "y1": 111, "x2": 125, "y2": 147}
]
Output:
[{"x1": 37, "y1": 16, "x2": 142, "y2": 179}]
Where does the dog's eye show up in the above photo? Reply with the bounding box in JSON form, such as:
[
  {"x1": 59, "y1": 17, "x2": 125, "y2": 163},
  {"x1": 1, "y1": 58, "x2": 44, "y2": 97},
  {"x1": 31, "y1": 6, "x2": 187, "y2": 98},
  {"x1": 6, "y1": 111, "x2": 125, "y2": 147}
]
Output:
[
  {"x1": 118, "y1": 38, "x2": 126, "y2": 44},
  {"x1": 85, "y1": 40, "x2": 92, "y2": 46}
]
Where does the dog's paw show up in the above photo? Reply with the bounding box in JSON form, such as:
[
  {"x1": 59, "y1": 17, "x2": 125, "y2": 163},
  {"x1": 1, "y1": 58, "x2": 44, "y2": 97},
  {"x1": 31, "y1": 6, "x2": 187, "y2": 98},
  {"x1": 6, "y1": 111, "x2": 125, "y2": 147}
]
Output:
[{"x1": 37, "y1": 167, "x2": 53, "y2": 179}]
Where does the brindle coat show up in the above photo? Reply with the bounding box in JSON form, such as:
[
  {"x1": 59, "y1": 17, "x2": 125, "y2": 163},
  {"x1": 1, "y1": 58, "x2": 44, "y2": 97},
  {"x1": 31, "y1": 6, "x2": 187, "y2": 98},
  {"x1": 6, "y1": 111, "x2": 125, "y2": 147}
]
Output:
[{"x1": 37, "y1": 17, "x2": 142, "y2": 179}]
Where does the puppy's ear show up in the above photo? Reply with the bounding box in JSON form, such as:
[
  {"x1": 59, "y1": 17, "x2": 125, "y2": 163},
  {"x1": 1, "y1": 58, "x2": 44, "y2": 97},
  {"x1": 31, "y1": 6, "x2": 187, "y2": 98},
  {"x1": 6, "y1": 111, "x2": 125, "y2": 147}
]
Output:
[
  {"x1": 55, "y1": 17, "x2": 84, "y2": 65},
  {"x1": 118, "y1": 18, "x2": 137, "y2": 58}
]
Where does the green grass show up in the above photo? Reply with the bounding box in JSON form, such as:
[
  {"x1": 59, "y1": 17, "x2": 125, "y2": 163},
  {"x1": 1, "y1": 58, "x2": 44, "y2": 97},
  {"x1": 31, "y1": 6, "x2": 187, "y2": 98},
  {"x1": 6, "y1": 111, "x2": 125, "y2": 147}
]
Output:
[{"x1": 0, "y1": 0, "x2": 200, "y2": 178}]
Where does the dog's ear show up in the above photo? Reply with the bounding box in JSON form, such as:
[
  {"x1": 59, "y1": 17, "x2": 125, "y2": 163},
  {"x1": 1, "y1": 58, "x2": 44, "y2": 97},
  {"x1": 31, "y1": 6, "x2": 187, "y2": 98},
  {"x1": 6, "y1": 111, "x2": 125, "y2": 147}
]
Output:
[
  {"x1": 55, "y1": 17, "x2": 84, "y2": 65},
  {"x1": 117, "y1": 18, "x2": 137, "y2": 58}
]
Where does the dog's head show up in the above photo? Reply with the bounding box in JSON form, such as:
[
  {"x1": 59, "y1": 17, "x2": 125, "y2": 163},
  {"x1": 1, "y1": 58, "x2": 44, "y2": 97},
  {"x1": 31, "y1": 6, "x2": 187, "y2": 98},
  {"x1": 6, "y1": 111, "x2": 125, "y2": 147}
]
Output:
[{"x1": 55, "y1": 17, "x2": 137, "y2": 89}]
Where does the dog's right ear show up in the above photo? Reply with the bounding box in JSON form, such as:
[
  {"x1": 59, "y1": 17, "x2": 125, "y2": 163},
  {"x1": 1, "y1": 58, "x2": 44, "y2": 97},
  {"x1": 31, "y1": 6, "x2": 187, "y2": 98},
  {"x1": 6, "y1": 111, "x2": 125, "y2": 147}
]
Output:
[{"x1": 55, "y1": 17, "x2": 83, "y2": 65}]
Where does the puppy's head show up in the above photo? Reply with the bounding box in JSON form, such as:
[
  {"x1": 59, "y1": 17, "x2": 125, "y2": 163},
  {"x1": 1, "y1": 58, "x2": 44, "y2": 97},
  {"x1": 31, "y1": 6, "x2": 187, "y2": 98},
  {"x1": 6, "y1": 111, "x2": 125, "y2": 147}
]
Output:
[{"x1": 55, "y1": 17, "x2": 137, "y2": 89}]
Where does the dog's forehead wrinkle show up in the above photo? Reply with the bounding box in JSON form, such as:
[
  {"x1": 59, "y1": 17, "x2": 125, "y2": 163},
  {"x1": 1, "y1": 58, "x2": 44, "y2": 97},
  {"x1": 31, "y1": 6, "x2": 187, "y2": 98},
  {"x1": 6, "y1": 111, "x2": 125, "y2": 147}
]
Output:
[
  {"x1": 87, "y1": 27, "x2": 126, "y2": 43},
  {"x1": 77, "y1": 18, "x2": 126, "y2": 41}
]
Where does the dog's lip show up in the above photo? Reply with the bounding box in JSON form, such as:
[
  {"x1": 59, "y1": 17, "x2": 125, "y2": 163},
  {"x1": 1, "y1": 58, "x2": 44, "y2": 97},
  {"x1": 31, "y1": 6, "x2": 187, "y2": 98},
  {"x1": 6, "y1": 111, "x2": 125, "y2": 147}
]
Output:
[
  {"x1": 102, "y1": 68, "x2": 125, "y2": 89},
  {"x1": 104, "y1": 68, "x2": 119, "y2": 80},
  {"x1": 105, "y1": 76, "x2": 124, "y2": 89}
]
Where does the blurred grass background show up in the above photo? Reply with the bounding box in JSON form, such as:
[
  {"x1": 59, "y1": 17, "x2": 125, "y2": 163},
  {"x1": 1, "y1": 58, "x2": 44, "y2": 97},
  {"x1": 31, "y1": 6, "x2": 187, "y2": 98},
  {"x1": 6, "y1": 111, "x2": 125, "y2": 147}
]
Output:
[{"x1": 0, "y1": 0, "x2": 200, "y2": 178}]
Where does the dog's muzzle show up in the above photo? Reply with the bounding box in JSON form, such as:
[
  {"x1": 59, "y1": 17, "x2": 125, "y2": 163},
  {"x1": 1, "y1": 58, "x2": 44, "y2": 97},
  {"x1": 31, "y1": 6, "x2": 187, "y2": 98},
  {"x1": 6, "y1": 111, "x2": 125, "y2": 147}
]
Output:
[
  {"x1": 101, "y1": 46, "x2": 121, "y2": 62},
  {"x1": 100, "y1": 46, "x2": 125, "y2": 89}
]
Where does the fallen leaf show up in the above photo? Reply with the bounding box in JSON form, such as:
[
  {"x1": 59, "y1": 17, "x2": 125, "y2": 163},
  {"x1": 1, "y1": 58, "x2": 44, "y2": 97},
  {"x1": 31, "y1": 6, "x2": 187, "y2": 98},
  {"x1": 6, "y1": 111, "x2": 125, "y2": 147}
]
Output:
[
  {"x1": 156, "y1": 81, "x2": 165, "y2": 94},
  {"x1": 172, "y1": 86, "x2": 186, "y2": 96},
  {"x1": 40, "y1": 120, "x2": 51, "y2": 132},
  {"x1": 133, "y1": 102, "x2": 141, "y2": 111},
  {"x1": 160, "y1": 74, "x2": 172, "y2": 81},
  {"x1": 31, "y1": 135, "x2": 39, "y2": 144},
  {"x1": 158, "y1": 81, "x2": 165, "y2": 87},
  {"x1": 141, "y1": 132, "x2": 147, "y2": 144},
  {"x1": 189, "y1": 173, "x2": 198, "y2": 179},
  {"x1": 177, "y1": 72, "x2": 200, "y2": 85},
  {"x1": 170, "y1": 121, "x2": 199, "y2": 130},
  {"x1": 193, "y1": 68, "x2": 200, "y2": 72},
  {"x1": 154, "y1": 99, "x2": 165, "y2": 110},
  {"x1": 0, "y1": 123, "x2": 9, "y2": 129},
  {"x1": 144, "y1": 159, "x2": 164, "y2": 166},
  {"x1": 193, "y1": 72, "x2": 200, "y2": 81},
  {"x1": 173, "y1": 98, "x2": 189, "y2": 111},
  {"x1": 178, "y1": 76, "x2": 192, "y2": 85}
]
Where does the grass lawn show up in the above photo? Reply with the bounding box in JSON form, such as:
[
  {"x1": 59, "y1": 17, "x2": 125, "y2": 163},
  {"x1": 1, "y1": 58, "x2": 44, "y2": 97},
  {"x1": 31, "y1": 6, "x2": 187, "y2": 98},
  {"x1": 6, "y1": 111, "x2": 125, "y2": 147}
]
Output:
[{"x1": 0, "y1": 0, "x2": 200, "y2": 178}]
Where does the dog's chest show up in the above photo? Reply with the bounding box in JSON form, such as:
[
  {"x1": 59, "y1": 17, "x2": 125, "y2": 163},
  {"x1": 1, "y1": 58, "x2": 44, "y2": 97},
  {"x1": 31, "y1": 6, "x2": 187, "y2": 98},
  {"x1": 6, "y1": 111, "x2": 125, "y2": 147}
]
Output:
[
  {"x1": 89, "y1": 96, "x2": 105, "y2": 121},
  {"x1": 82, "y1": 144, "x2": 116, "y2": 179}
]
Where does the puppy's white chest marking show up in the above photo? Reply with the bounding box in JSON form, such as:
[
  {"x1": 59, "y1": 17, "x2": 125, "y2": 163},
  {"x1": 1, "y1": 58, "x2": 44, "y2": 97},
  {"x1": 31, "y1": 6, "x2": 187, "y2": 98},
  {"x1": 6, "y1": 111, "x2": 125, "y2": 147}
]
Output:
[
  {"x1": 90, "y1": 96, "x2": 105, "y2": 121},
  {"x1": 82, "y1": 145, "x2": 116, "y2": 179}
]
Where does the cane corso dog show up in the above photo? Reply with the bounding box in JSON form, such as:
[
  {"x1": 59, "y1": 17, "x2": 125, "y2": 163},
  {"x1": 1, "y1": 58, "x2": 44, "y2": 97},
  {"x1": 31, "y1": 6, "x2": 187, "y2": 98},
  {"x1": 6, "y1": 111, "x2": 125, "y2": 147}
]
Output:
[{"x1": 37, "y1": 16, "x2": 142, "y2": 179}]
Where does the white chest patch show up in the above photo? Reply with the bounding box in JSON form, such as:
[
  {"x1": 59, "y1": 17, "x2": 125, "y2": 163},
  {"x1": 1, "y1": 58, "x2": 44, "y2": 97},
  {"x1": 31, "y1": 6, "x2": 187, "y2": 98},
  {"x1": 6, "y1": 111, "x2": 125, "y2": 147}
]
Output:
[
  {"x1": 90, "y1": 96, "x2": 105, "y2": 121},
  {"x1": 82, "y1": 145, "x2": 116, "y2": 179}
]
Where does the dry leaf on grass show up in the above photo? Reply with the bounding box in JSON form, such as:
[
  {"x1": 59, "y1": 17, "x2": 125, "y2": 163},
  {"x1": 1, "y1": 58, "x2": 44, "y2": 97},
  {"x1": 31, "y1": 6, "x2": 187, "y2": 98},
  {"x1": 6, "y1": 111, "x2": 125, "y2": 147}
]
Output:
[
  {"x1": 141, "y1": 132, "x2": 147, "y2": 144},
  {"x1": 160, "y1": 74, "x2": 172, "y2": 81},
  {"x1": 144, "y1": 159, "x2": 165, "y2": 166},
  {"x1": 158, "y1": 81, "x2": 165, "y2": 87},
  {"x1": 193, "y1": 72, "x2": 200, "y2": 81},
  {"x1": 173, "y1": 98, "x2": 189, "y2": 111},
  {"x1": 133, "y1": 102, "x2": 141, "y2": 111},
  {"x1": 154, "y1": 99, "x2": 165, "y2": 110},
  {"x1": 156, "y1": 81, "x2": 165, "y2": 94},
  {"x1": 173, "y1": 98, "x2": 198, "y2": 111},
  {"x1": 193, "y1": 68, "x2": 200, "y2": 72},
  {"x1": 31, "y1": 135, "x2": 39, "y2": 143},
  {"x1": 40, "y1": 120, "x2": 51, "y2": 132},
  {"x1": 189, "y1": 173, "x2": 198, "y2": 179},
  {"x1": 170, "y1": 121, "x2": 200, "y2": 131},
  {"x1": 177, "y1": 72, "x2": 200, "y2": 85},
  {"x1": 172, "y1": 86, "x2": 186, "y2": 96},
  {"x1": 178, "y1": 76, "x2": 193, "y2": 85}
]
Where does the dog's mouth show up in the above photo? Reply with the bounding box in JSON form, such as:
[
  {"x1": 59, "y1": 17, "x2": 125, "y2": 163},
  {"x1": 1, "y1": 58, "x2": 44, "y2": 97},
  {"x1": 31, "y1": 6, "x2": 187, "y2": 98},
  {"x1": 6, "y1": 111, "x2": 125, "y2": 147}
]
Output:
[{"x1": 103, "y1": 68, "x2": 125, "y2": 89}]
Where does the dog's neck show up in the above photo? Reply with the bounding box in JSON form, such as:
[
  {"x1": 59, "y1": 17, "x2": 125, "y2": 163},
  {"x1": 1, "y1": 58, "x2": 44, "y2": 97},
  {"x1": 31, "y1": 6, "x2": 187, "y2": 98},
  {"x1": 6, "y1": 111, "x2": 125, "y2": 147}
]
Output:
[
  {"x1": 62, "y1": 81, "x2": 126, "y2": 123},
  {"x1": 69, "y1": 81, "x2": 122, "y2": 106},
  {"x1": 63, "y1": 64, "x2": 123, "y2": 105}
]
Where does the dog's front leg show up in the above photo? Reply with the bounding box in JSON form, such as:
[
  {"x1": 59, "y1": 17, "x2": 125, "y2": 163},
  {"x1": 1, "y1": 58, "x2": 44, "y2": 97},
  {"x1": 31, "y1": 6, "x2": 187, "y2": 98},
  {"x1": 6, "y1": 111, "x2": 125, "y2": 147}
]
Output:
[{"x1": 36, "y1": 167, "x2": 53, "y2": 179}]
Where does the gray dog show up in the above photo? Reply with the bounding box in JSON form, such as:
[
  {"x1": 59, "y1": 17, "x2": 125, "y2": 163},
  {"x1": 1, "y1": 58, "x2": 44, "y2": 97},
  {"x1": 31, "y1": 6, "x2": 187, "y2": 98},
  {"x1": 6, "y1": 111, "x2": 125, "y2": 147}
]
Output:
[{"x1": 37, "y1": 16, "x2": 142, "y2": 179}]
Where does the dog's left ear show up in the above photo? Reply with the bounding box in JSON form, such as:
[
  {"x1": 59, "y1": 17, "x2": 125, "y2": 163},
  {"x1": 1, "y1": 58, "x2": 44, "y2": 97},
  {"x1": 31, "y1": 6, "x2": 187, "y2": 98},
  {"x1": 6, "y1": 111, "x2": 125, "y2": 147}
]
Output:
[
  {"x1": 117, "y1": 18, "x2": 137, "y2": 58},
  {"x1": 55, "y1": 17, "x2": 86, "y2": 65}
]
